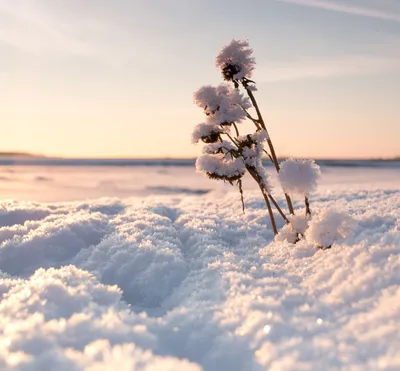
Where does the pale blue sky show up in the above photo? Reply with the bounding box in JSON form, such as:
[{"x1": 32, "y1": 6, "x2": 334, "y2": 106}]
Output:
[{"x1": 1, "y1": 0, "x2": 400, "y2": 158}]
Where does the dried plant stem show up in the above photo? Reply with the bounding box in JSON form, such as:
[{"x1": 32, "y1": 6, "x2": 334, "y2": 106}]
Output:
[
  {"x1": 247, "y1": 167, "x2": 278, "y2": 235},
  {"x1": 305, "y1": 196, "x2": 311, "y2": 216},
  {"x1": 262, "y1": 188, "x2": 278, "y2": 235},
  {"x1": 268, "y1": 194, "x2": 289, "y2": 223},
  {"x1": 285, "y1": 194, "x2": 295, "y2": 215},
  {"x1": 238, "y1": 179, "x2": 245, "y2": 213},
  {"x1": 243, "y1": 82, "x2": 295, "y2": 215},
  {"x1": 232, "y1": 122, "x2": 240, "y2": 137}
]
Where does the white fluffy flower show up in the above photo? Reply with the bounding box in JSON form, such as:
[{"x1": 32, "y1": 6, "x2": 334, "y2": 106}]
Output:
[
  {"x1": 193, "y1": 84, "x2": 251, "y2": 125},
  {"x1": 192, "y1": 123, "x2": 224, "y2": 144},
  {"x1": 216, "y1": 39, "x2": 255, "y2": 81},
  {"x1": 306, "y1": 209, "x2": 356, "y2": 248},
  {"x1": 278, "y1": 159, "x2": 321, "y2": 196},
  {"x1": 196, "y1": 154, "x2": 246, "y2": 181}
]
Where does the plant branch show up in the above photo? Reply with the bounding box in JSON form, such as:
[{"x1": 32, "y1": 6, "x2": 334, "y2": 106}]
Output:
[
  {"x1": 247, "y1": 166, "x2": 278, "y2": 235},
  {"x1": 241, "y1": 106, "x2": 261, "y2": 129},
  {"x1": 305, "y1": 196, "x2": 311, "y2": 216},
  {"x1": 268, "y1": 194, "x2": 289, "y2": 223},
  {"x1": 238, "y1": 179, "x2": 245, "y2": 213},
  {"x1": 232, "y1": 122, "x2": 240, "y2": 137},
  {"x1": 242, "y1": 78, "x2": 295, "y2": 215}
]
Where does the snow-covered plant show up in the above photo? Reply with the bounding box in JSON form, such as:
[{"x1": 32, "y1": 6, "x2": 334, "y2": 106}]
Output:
[
  {"x1": 306, "y1": 209, "x2": 356, "y2": 249},
  {"x1": 279, "y1": 158, "x2": 321, "y2": 215},
  {"x1": 192, "y1": 39, "x2": 321, "y2": 240}
]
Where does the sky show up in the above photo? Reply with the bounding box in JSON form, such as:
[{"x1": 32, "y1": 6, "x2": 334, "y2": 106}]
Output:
[{"x1": 1, "y1": 0, "x2": 400, "y2": 159}]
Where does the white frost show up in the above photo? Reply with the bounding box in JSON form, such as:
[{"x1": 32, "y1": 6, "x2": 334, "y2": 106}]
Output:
[
  {"x1": 191, "y1": 122, "x2": 223, "y2": 143},
  {"x1": 196, "y1": 153, "x2": 246, "y2": 180},
  {"x1": 306, "y1": 208, "x2": 356, "y2": 247},
  {"x1": 215, "y1": 39, "x2": 256, "y2": 81},
  {"x1": 278, "y1": 158, "x2": 321, "y2": 196},
  {"x1": 193, "y1": 84, "x2": 251, "y2": 126}
]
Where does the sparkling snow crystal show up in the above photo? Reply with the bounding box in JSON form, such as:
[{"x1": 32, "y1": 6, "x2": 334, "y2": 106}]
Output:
[
  {"x1": 216, "y1": 39, "x2": 256, "y2": 81},
  {"x1": 278, "y1": 158, "x2": 321, "y2": 196}
]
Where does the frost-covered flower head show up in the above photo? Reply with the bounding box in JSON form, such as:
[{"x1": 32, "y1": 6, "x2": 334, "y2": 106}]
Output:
[
  {"x1": 216, "y1": 39, "x2": 255, "y2": 81},
  {"x1": 193, "y1": 84, "x2": 251, "y2": 126},
  {"x1": 278, "y1": 159, "x2": 321, "y2": 196},
  {"x1": 196, "y1": 154, "x2": 246, "y2": 182},
  {"x1": 192, "y1": 123, "x2": 224, "y2": 144},
  {"x1": 306, "y1": 209, "x2": 356, "y2": 248}
]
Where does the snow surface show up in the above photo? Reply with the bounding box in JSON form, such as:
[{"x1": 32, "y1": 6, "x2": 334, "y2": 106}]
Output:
[{"x1": 0, "y1": 167, "x2": 399, "y2": 370}]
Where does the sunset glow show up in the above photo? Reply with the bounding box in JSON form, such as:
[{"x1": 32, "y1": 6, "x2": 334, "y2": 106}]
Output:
[{"x1": 2, "y1": 0, "x2": 400, "y2": 158}]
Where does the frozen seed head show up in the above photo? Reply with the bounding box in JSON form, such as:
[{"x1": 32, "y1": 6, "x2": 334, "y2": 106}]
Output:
[
  {"x1": 278, "y1": 158, "x2": 321, "y2": 196},
  {"x1": 193, "y1": 84, "x2": 251, "y2": 125},
  {"x1": 216, "y1": 39, "x2": 255, "y2": 81},
  {"x1": 192, "y1": 123, "x2": 224, "y2": 144},
  {"x1": 196, "y1": 154, "x2": 246, "y2": 182}
]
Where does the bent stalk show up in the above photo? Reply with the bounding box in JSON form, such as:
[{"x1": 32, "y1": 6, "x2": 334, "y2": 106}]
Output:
[{"x1": 242, "y1": 79, "x2": 295, "y2": 215}]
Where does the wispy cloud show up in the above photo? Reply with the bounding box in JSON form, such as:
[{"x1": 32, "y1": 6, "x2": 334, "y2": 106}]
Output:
[
  {"x1": 277, "y1": 0, "x2": 400, "y2": 22},
  {"x1": 0, "y1": 1, "x2": 97, "y2": 56},
  {"x1": 258, "y1": 53, "x2": 400, "y2": 82}
]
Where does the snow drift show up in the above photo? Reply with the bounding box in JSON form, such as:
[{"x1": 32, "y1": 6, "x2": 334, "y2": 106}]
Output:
[{"x1": 0, "y1": 181, "x2": 399, "y2": 370}]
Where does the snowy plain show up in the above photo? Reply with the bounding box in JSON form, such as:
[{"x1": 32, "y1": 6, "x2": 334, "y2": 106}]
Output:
[{"x1": 0, "y1": 163, "x2": 399, "y2": 370}]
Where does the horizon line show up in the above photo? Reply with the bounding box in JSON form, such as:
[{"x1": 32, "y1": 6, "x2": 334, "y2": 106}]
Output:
[{"x1": 1, "y1": 152, "x2": 399, "y2": 162}]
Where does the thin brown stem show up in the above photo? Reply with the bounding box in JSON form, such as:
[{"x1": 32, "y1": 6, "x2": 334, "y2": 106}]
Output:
[
  {"x1": 238, "y1": 179, "x2": 245, "y2": 214},
  {"x1": 232, "y1": 122, "x2": 240, "y2": 137},
  {"x1": 225, "y1": 133, "x2": 239, "y2": 147},
  {"x1": 247, "y1": 167, "x2": 278, "y2": 235},
  {"x1": 285, "y1": 194, "x2": 295, "y2": 215},
  {"x1": 264, "y1": 190, "x2": 278, "y2": 235},
  {"x1": 268, "y1": 194, "x2": 289, "y2": 223},
  {"x1": 305, "y1": 196, "x2": 311, "y2": 216},
  {"x1": 242, "y1": 80, "x2": 295, "y2": 215},
  {"x1": 241, "y1": 106, "x2": 261, "y2": 129},
  {"x1": 262, "y1": 149, "x2": 273, "y2": 163}
]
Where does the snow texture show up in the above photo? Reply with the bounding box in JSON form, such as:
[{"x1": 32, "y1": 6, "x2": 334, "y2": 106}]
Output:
[
  {"x1": 278, "y1": 158, "x2": 321, "y2": 196},
  {"x1": 215, "y1": 39, "x2": 255, "y2": 81},
  {"x1": 0, "y1": 169, "x2": 399, "y2": 370},
  {"x1": 193, "y1": 84, "x2": 251, "y2": 126}
]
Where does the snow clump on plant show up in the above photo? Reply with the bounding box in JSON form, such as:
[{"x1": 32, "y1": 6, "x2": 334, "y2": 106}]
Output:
[
  {"x1": 278, "y1": 158, "x2": 321, "y2": 196},
  {"x1": 216, "y1": 39, "x2": 256, "y2": 81},
  {"x1": 306, "y1": 209, "x2": 356, "y2": 248}
]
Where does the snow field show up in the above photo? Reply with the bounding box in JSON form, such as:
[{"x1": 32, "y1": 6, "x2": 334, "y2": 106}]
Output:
[{"x1": 0, "y1": 185, "x2": 399, "y2": 370}]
